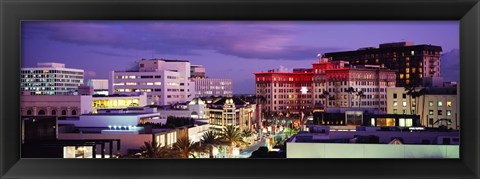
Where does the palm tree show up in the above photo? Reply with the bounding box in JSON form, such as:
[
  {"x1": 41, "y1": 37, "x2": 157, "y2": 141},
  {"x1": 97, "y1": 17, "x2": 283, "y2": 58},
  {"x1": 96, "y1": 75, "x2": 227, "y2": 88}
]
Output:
[
  {"x1": 346, "y1": 87, "x2": 356, "y2": 108},
  {"x1": 140, "y1": 140, "x2": 175, "y2": 158},
  {"x1": 356, "y1": 90, "x2": 366, "y2": 108},
  {"x1": 220, "y1": 125, "x2": 247, "y2": 158},
  {"x1": 200, "y1": 131, "x2": 221, "y2": 158},
  {"x1": 242, "y1": 128, "x2": 253, "y2": 143},
  {"x1": 415, "y1": 88, "x2": 427, "y2": 126},
  {"x1": 173, "y1": 136, "x2": 202, "y2": 158},
  {"x1": 405, "y1": 86, "x2": 416, "y2": 114},
  {"x1": 320, "y1": 90, "x2": 330, "y2": 108}
]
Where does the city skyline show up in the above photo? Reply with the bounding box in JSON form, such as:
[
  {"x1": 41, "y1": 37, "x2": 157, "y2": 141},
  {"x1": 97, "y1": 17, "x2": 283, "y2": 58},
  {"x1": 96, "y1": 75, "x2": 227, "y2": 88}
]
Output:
[{"x1": 22, "y1": 21, "x2": 459, "y2": 94}]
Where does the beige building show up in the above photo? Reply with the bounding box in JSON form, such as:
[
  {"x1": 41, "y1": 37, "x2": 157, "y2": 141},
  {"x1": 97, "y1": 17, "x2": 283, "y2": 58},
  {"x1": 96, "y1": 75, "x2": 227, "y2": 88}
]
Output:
[
  {"x1": 21, "y1": 95, "x2": 83, "y2": 117},
  {"x1": 21, "y1": 93, "x2": 148, "y2": 117},
  {"x1": 386, "y1": 87, "x2": 459, "y2": 129},
  {"x1": 207, "y1": 97, "x2": 256, "y2": 131}
]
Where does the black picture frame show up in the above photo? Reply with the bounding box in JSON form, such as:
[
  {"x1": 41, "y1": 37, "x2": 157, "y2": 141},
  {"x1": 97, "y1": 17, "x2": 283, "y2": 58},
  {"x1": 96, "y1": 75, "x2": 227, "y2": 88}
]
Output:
[{"x1": 1, "y1": 0, "x2": 479, "y2": 178}]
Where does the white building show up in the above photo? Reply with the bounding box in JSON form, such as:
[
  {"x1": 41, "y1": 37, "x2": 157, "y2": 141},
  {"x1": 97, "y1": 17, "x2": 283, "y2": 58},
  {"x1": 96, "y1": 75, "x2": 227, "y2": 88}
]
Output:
[
  {"x1": 386, "y1": 87, "x2": 459, "y2": 129},
  {"x1": 193, "y1": 78, "x2": 233, "y2": 97},
  {"x1": 110, "y1": 59, "x2": 194, "y2": 105},
  {"x1": 21, "y1": 62, "x2": 84, "y2": 95},
  {"x1": 87, "y1": 79, "x2": 109, "y2": 95}
]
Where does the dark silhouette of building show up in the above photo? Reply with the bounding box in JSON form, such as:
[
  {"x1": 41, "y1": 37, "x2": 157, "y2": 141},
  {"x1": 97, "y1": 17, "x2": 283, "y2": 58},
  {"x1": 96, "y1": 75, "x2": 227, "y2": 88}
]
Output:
[{"x1": 324, "y1": 42, "x2": 442, "y2": 87}]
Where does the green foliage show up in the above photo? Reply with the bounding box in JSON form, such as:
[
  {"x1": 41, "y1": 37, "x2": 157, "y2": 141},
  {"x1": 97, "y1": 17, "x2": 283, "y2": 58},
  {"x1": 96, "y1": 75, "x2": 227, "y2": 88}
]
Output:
[
  {"x1": 138, "y1": 116, "x2": 195, "y2": 129},
  {"x1": 173, "y1": 136, "x2": 203, "y2": 158}
]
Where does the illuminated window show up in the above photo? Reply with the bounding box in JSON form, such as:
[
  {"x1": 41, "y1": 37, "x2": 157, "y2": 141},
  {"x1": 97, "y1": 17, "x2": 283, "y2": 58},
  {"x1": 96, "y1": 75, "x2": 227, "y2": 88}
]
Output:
[
  {"x1": 419, "y1": 74, "x2": 423, "y2": 78},
  {"x1": 406, "y1": 62, "x2": 410, "y2": 66},
  {"x1": 406, "y1": 74, "x2": 410, "y2": 79},
  {"x1": 411, "y1": 51, "x2": 415, "y2": 56},
  {"x1": 399, "y1": 74, "x2": 404, "y2": 79},
  {"x1": 429, "y1": 110, "x2": 434, "y2": 115},
  {"x1": 447, "y1": 110, "x2": 452, "y2": 116},
  {"x1": 405, "y1": 68, "x2": 410, "y2": 73},
  {"x1": 154, "y1": 82, "x2": 161, "y2": 85},
  {"x1": 393, "y1": 109, "x2": 397, "y2": 114},
  {"x1": 402, "y1": 101, "x2": 407, "y2": 107},
  {"x1": 438, "y1": 101, "x2": 443, "y2": 107},
  {"x1": 412, "y1": 68, "x2": 416, "y2": 73},
  {"x1": 393, "y1": 101, "x2": 398, "y2": 107},
  {"x1": 447, "y1": 101, "x2": 452, "y2": 107},
  {"x1": 429, "y1": 101, "x2": 433, "y2": 107}
]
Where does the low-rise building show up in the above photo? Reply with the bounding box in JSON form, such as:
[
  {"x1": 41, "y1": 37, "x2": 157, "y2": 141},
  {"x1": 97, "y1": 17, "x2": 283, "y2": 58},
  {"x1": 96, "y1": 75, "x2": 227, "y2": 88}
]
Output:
[
  {"x1": 386, "y1": 87, "x2": 459, "y2": 129},
  {"x1": 207, "y1": 97, "x2": 256, "y2": 131}
]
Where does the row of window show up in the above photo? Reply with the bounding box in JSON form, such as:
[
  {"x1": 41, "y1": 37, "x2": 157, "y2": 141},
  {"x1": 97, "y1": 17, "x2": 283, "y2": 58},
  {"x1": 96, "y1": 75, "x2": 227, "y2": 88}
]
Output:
[
  {"x1": 25, "y1": 109, "x2": 77, "y2": 116},
  {"x1": 21, "y1": 70, "x2": 83, "y2": 75},
  {"x1": 115, "y1": 75, "x2": 161, "y2": 79},
  {"x1": 114, "y1": 82, "x2": 162, "y2": 86}
]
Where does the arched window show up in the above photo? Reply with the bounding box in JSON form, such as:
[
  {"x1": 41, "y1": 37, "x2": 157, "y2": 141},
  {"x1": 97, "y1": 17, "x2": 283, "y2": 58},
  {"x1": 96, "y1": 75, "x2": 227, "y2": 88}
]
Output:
[
  {"x1": 62, "y1": 110, "x2": 67, "y2": 116},
  {"x1": 71, "y1": 110, "x2": 77, "y2": 116},
  {"x1": 51, "y1": 110, "x2": 57, "y2": 115},
  {"x1": 38, "y1": 110, "x2": 46, "y2": 116},
  {"x1": 26, "y1": 110, "x2": 32, "y2": 115}
]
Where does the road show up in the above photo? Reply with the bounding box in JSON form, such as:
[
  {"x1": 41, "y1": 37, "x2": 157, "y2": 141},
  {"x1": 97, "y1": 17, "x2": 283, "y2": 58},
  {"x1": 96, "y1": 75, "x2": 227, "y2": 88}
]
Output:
[{"x1": 238, "y1": 138, "x2": 266, "y2": 158}]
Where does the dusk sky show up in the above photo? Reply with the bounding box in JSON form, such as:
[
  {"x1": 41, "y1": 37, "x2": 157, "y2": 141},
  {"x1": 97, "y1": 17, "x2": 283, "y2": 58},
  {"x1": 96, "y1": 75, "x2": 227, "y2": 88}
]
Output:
[{"x1": 22, "y1": 21, "x2": 459, "y2": 94}]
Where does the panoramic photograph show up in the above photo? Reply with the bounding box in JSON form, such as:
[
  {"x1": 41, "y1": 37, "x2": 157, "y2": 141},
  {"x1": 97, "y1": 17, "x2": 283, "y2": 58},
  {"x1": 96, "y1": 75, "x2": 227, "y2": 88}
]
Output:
[{"x1": 20, "y1": 21, "x2": 459, "y2": 158}]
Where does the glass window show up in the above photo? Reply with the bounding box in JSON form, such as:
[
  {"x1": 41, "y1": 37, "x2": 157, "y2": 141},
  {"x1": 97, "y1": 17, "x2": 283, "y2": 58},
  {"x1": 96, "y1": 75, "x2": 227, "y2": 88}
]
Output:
[
  {"x1": 429, "y1": 101, "x2": 433, "y2": 107},
  {"x1": 393, "y1": 109, "x2": 397, "y2": 114},
  {"x1": 429, "y1": 110, "x2": 434, "y2": 115},
  {"x1": 447, "y1": 110, "x2": 452, "y2": 116},
  {"x1": 393, "y1": 101, "x2": 398, "y2": 107},
  {"x1": 399, "y1": 118, "x2": 405, "y2": 127},
  {"x1": 438, "y1": 110, "x2": 443, "y2": 115},
  {"x1": 402, "y1": 94, "x2": 406, "y2": 99},
  {"x1": 376, "y1": 118, "x2": 396, "y2": 126},
  {"x1": 405, "y1": 119, "x2": 413, "y2": 127},
  {"x1": 393, "y1": 93, "x2": 397, "y2": 99},
  {"x1": 438, "y1": 101, "x2": 443, "y2": 107},
  {"x1": 402, "y1": 101, "x2": 407, "y2": 107},
  {"x1": 447, "y1": 101, "x2": 452, "y2": 107}
]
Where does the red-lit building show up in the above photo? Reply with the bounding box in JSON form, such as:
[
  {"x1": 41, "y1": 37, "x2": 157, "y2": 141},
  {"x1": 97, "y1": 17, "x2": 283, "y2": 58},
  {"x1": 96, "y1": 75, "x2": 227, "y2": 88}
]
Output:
[
  {"x1": 254, "y1": 56, "x2": 396, "y2": 115},
  {"x1": 254, "y1": 70, "x2": 314, "y2": 114},
  {"x1": 312, "y1": 57, "x2": 397, "y2": 112}
]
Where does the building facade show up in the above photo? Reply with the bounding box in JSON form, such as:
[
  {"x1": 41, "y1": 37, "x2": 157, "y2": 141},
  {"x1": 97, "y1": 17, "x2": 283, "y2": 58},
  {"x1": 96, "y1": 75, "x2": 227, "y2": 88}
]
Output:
[
  {"x1": 87, "y1": 79, "x2": 109, "y2": 95},
  {"x1": 21, "y1": 95, "x2": 84, "y2": 117},
  {"x1": 193, "y1": 78, "x2": 233, "y2": 97},
  {"x1": 21, "y1": 62, "x2": 84, "y2": 95},
  {"x1": 254, "y1": 57, "x2": 396, "y2": 114},
  {"x1": 312, "y1": 57, "x2": 397, "y2": 112},
  {"x1": 324, "y1": 42, "x2": 442, "y2": 87},
  {"x1": 207, "y1": 97, "x2": 256, "y2": 131},
  {"x1": 386, "y1": 87, "x2": 459, "y2": 129},
  {"x1": 254, "y1": 71, "x2": 314, "y2": 114},
  {"x1": 110, "y1": 59, "x2": 193, "y2": 105}
]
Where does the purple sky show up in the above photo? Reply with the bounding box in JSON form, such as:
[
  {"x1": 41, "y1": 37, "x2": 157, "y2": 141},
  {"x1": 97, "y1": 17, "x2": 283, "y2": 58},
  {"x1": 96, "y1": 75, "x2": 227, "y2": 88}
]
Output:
[{"x1": 22, "y1": 21, "x2": 459, "y2": 94}]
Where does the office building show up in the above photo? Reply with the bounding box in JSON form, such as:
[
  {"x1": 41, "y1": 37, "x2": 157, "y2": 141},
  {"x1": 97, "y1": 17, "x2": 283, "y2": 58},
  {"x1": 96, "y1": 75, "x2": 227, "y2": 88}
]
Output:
[
  {"x1": 21, "y1": 62, "x2": 84, "y2": 95},
  {"x1": 324, "y1": 42, "x2": 443, "y2": 87},
  {"x1": 193, "y1": 78, "x2": 233, "y2": 97},
  {"x1": 110, "y1": 59, "x2": 193, "y2": 105}
]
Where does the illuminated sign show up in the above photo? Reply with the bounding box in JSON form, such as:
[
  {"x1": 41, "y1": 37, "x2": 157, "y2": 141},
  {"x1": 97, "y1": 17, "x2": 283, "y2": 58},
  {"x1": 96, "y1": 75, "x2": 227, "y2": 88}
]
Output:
[{"x1": 300, "y1": 87, "x2": 308, "y2": 94}]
